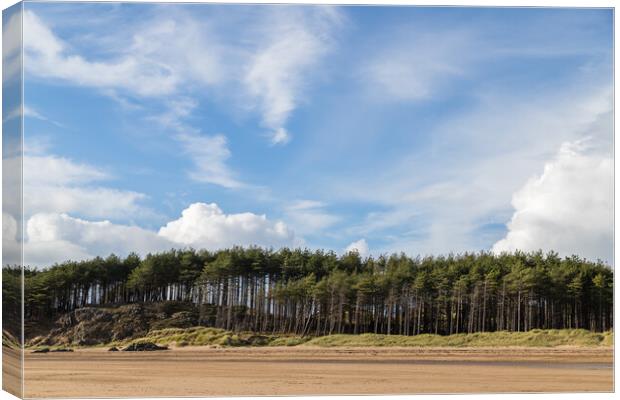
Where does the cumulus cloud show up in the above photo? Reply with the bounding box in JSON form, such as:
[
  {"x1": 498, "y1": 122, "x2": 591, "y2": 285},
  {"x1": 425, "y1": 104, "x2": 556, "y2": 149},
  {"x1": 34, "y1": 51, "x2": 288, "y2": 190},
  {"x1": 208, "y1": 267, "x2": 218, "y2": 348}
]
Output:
[
  {"x1": 492, "y1": 138, "x2": 612, "y2": 263},
  {"x1": 159, "y1": 202, "x2": 296, "y2": 250},
  {"x1": 345, "y1": 239, "x2": 369, "y2": 257},
  {"x1": 16, "y1": 202, "x2": 298, "y2": 267},
  {"x1": 334, "y1": 81, "x2": 613, "y2": 258},
  {"x1": 23, "y1": 213, "x2": 175, "y2": 266}
]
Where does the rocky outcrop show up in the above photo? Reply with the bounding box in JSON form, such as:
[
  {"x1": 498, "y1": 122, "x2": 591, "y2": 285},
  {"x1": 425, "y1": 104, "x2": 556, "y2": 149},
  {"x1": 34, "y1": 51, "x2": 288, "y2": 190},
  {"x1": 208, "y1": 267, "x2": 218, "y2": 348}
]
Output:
[
  {"x1": 29, "y1": 302, "x2": 199, "y2": 347},
  {"x1": 122, "y1": 342, "x2": 168, "y2": 351}
]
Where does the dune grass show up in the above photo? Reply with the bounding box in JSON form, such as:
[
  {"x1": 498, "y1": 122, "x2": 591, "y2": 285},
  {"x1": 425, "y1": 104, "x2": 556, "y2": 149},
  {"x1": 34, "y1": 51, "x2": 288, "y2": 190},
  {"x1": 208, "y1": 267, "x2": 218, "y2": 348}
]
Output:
[
  {"x1": 2, "y1": 330, "x2": 20, "y2": 349},
  {"x1": 304, "y1": 329, "x2": 613, "y2": 347},
  {"x1": 112, "y1": 328, "x2": 612, "y2": 349},
  {"x1": 110, "y1": 327, "x2": 301, "y2": 348}
]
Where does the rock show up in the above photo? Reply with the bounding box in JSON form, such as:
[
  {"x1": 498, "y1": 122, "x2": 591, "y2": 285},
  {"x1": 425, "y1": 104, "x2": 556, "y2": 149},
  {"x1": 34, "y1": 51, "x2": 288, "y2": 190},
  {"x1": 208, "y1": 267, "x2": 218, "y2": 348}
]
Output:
[
  {"x1": 122, "y1": 342, "x2": 168, "y2": 352},
  {"x1": 50, "y1": 348, "x2": 74, "y2": 352},
  {"x1": 246, "y1": 335, "x2": 271, "y2": 346},
  {"x1": 150, "y1": 311, "x2": 198, "y2": 330},
  {"x1": 26, "y1": 302, "x2": 200, "y2": 347},
  {"x1": 108, "y1": 347, "x2": 119, "y2": 351}
]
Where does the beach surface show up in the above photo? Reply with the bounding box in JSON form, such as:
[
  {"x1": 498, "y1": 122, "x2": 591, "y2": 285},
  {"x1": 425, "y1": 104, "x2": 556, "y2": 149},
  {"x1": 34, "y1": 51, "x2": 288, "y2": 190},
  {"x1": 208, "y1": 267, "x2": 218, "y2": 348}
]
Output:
[
  {"x1": 23, "y1": 346, "x2": 613, "y2": 397},
  {"x1": 3, "y1": 347, "x2": 22, "y2": 397}
]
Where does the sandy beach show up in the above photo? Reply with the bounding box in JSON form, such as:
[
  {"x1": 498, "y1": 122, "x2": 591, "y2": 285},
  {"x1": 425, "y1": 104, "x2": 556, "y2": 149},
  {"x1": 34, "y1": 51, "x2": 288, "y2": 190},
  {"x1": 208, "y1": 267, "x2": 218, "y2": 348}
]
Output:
[
  {"x1": 20, "y1": 346, "x2": 613, "y2": 398},
  {"x1": 3, "y1": 347, "x2": 22, "y2": 397}
]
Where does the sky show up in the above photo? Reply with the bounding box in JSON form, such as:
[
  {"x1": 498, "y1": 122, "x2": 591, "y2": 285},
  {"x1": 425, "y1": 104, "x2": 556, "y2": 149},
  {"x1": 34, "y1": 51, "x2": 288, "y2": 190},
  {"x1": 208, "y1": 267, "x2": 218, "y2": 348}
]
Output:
[{"x1": 2, "y1": 3, "x2": 614, "y2": 267}]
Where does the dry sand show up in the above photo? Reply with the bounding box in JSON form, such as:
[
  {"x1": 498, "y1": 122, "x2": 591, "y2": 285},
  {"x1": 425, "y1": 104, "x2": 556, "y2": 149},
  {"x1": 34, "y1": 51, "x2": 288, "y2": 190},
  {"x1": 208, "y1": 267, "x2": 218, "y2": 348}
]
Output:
[
  {"x1": 20, "y1": 346, "x2": 613, "y2": 398},
  {"x1": 3, "y1": 346, "x2": 22, "y2": 398}
]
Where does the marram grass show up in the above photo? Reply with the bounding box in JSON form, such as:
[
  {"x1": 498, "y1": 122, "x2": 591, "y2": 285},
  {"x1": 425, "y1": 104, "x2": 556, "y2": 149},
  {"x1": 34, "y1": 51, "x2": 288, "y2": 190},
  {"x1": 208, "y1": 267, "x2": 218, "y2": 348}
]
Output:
[
  {"x1": 109, "y1": 328, "x2": 612, "y2": 349},
  {"x1": 304, "y1": 329, "x2": 613, "y2": 347}
]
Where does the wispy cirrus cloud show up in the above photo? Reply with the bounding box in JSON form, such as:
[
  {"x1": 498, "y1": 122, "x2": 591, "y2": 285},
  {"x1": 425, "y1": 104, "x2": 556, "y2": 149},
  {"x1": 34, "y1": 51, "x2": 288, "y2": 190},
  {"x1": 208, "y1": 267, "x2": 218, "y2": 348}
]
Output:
[
  {"x1": 3, "y1": 105, "x2": 65, "y2": 128},
  {"x1": 335, "y1": 80, "x2": 612, "y2": 259},
  {"x1": 22, "y1": 6, "x2": 344, "y2": 199},
  {"x1": 3, "y1": 143, "x2": 155, "y2": 221},
  {"x1": 361, "y1": 13, "x2": 612, "y2": 104},
  {"x1": 244, "y1": 7, "x2": 343, "y2": 144},
  {"x1": 24, "y1": 10, "x2": 181, "y2": 96},
  {"x1": 363, "y1": 30, "x2": 474, "y2": 101},
  {"x1": 23, "y1": 7, "x2": 344, "y2": 146},
  {"x1": 146, "y1": 97, "x2": 244, "y2": 189},
  {"x1": 284, "y1": 199, "x2": 340, "y2": 235},
  {"x1": 176, "y1": 133, "x2": 243, "y2": 189},
  {"x1": 17, "y1": 5, "x2": 613, "y2": 264}
]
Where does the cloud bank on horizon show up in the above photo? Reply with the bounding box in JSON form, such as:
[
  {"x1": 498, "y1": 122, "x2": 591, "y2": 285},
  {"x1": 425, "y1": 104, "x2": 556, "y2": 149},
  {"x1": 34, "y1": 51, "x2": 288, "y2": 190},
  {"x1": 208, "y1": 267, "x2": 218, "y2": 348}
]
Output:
[{"x1": 4, "y1": 4, "x2": 613, "y2": 267}]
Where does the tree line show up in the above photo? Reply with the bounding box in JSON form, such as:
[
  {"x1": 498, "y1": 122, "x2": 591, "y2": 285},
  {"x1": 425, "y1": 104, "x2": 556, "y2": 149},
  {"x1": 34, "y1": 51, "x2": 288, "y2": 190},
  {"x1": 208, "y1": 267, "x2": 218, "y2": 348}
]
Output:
[{"x1": 4, "y1": 247, "x2": 613, "y2": 337}]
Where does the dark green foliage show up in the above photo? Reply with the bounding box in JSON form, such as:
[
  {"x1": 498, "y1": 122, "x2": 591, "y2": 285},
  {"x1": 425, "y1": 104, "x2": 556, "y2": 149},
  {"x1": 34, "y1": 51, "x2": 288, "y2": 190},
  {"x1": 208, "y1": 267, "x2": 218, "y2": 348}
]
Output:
[
  {"x1": 10, "y1": 247, "x2": 613, "y2": 337},
  {"x1": 2, "y1": 266, "x2": 22, "y2": 341}
]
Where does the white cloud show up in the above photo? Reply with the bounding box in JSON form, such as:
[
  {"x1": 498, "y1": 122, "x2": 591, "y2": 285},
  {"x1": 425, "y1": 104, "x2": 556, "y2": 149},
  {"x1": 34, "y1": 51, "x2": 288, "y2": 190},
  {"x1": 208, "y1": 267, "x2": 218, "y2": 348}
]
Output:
[
  {"x1": 345, "y1": 239, "x2": 369, "y2": 257},
  {"x1": 2, "y1": 107, "x2": 21, "y2": 123},
  {"x1": 244, "y1": 7, "x2": 342, "y2": 144},
  {"x1": 363, "y1": 30, "x2": 473, "y2": 101},
  {"x1": 24, "y1": 106, "x2": 46, "y2": 120},
  {"x1": 2, "y1": 213, "x2": 18, "y2": 243},
  {"x1": 2, "y1": 7, "x2": 22, "y2": 82},
  {"x1": 334, "y1": 80, "x2": 612, "y2": 258},
  {"x1": 26, "y1": 186, "x2": 148, "y2": 221},
  {"x1": 159, "y1": 202, "x2": 296, "y2": 250},
  {"x1": 148, "y1": 98, "x2": 198, "y2": 131},
  {"x1": 23, "y1": 10, "x2": 181, "y2": 97},
  {"x1": 24, "y1": 154, "x2": 108, "y2": 186},
  {"x1": 141, "y1": 98, "x2": 244, "y2": 190},
  {"x1": 128, "y1": 17, "x2": 223, "y2": 88},
  {"x1": 270, "y1": 128, "x2": 291, "y2": 145},
  {"x1": 22, "y1": 154, "x2": 149, "y2": 219},
  {"x1": 176, "y1": 133, "x2": 243, "y2": 189},
  {"x1": 362, "y1": 18, "x2": 609, "y2": 104},
  {"x1": 17, "y1": 202, "x2": 298, "y2": 267},
  {"x1": 3, "y1": 212, "x2": 21, "y2": 266},
  {"x1": 3, "y1": 105, "x2": 63, "y2": 127},
  {"x1": 23, "y1": 213, "x2": 175, "y2": 266},
  {"x1": 23, "y1": 8, "x2": 342, "y2": 146},
  {"x1": 492, "y1": 138, "x2": 612, "y2": 263},
  {"x1": 3, "y1": 150, "x2": 154, "y2": 220},
  {"x1": 18, "y1": 10, "x2": 250, "y2": 220},
  {"x1": 284, "y1": 200, "x2": 340, "y2": 234}
]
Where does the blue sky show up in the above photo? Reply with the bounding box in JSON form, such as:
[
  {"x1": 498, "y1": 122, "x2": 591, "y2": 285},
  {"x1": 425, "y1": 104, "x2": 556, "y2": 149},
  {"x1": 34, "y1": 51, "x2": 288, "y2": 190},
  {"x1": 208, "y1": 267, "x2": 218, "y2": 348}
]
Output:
[{"x1": 5, "y1": 3, "x2": 613, "y2": 266}]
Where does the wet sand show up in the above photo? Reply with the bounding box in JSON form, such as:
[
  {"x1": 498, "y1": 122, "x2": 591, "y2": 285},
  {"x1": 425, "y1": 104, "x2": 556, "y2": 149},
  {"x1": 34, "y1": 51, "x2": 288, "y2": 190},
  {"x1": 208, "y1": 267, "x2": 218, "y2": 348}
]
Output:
[{"x1": 23, "y1": 346, "x2": 613, "y2": 398}]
